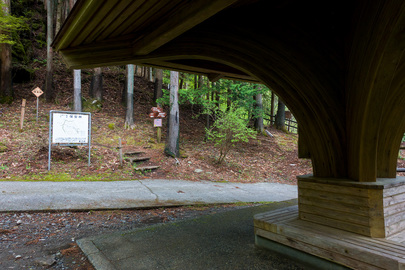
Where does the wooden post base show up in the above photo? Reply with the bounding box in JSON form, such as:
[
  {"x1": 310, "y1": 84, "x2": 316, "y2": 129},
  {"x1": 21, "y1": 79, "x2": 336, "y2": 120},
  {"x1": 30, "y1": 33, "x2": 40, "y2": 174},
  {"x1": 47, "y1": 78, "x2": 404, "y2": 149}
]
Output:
[{"x1": 298, "y1": 175, "x2": 405, "y2": 238}]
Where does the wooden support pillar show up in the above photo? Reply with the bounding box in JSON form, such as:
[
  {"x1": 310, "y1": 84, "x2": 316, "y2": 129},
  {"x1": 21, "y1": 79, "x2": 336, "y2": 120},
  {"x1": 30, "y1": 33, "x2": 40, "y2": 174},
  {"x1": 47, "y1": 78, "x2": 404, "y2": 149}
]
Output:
[{"x1": 298, "y1": 175, "x2": 405, "y2": 238}]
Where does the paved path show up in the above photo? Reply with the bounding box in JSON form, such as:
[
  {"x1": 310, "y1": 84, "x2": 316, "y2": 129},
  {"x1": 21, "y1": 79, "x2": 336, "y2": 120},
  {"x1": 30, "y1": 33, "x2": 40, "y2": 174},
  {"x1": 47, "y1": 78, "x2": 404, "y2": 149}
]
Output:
[
  {"x1": 0, "y1": 180, "x2": 297, "y2": 211},
  {"x1": 78, "y1": 200, "x2": 306, "y2": 270}
]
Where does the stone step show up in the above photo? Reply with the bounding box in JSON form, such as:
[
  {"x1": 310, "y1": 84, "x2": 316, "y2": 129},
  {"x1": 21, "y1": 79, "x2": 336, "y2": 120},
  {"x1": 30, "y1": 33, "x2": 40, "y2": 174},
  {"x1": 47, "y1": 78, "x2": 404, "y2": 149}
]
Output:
[
  {"x1": 126, "y1": 156, "x2": 151, "y2": 163},
  {"x1": 134, "y1": 165, "x2": 160, "y2": 172},
  {"x1": 124, "y1": 151, "x2": 145, "y2": 156}
]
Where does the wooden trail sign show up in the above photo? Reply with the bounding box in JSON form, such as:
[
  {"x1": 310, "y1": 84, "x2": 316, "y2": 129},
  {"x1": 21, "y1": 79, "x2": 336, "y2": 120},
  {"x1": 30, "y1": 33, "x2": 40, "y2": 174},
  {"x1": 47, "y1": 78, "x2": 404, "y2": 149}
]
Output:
[
  {"x1": 149, "y1": 107, "x2": 166, "y2": 143},
  {"x1": 32, "y1": 87, "x2": 43, "y2": 97},
  {"x1": 32, "y1": 87, "x2": 43, "y2": 122}
]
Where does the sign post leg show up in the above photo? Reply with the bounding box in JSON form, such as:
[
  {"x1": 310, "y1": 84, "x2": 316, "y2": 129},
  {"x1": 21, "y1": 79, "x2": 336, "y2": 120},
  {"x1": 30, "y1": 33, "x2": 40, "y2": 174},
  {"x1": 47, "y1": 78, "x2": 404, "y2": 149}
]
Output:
[
  {"x1": 48, "y1": 112, "x2": 52, "y2": 171},
  {"x1": 157, "y1": 127, "x2": 161, "y2": 143},
  {"x1": 36, "y1": 97, "x2": 39, "y2": 122}
]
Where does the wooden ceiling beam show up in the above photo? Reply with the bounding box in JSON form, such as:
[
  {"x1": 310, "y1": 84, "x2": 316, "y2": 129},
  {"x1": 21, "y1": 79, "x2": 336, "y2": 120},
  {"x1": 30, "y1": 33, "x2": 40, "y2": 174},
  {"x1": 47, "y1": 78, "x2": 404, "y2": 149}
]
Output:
[
  {"x1": 207, "y1": 73, "x2": 224, "y2": 82},
  {"x1": 131, "y1": 0, "x2": 239, "y2": 55}
]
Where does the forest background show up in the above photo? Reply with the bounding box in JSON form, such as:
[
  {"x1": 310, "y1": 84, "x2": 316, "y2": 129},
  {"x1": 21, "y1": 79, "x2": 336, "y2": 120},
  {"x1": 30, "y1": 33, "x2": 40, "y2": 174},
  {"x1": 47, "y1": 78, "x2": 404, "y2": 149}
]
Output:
[{"x1": 1, "y1": 0, "x2": 314, "y2": 184}]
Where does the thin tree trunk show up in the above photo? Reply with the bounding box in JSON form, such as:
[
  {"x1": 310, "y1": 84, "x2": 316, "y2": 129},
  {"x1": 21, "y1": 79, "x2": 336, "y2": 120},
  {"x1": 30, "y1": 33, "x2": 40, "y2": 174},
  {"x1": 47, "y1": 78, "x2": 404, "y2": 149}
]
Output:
[
  {"x1": 275, "y1": 99, "x2": 286, "y2": 131},
  {"x1": 270, "y1": 91, "x2": 275, "y2": 125},
  {"x1": 90, "y1": 67, "x2": 103, "y2": 101},
  {"x1": 0, "y1": 0, "x2": 12, "y2": 101},
  {"x1": 45, "y1": 0, "x2": 54, "y2": 102},
  {"x1": 55, "y1": 0, "x2": 62, "y2": 34},
  {"x1": 179, "y1": 72, "x2": 184, "y2": 90},
  {"x1": 154, "y1": 69, "x2": 163, "y2": 106},
  {"x1": 73, "y1": 69, "x2": 81, "y2": 112},
  {"x1": 165, "y1": 71, "x2": 180, "y2": 157},
  {"x1": 124, "y1": 64, "x2": 135, "y2": 129},
  {"x1": 254, "y1": 92, "x2": 264, "y2": 133}
]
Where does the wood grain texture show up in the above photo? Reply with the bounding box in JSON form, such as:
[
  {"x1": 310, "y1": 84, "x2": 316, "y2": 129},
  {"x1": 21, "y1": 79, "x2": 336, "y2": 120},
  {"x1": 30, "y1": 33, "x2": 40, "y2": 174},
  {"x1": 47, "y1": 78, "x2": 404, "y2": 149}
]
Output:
[{"x1": 298, "y1": 177, "x2": 405, "y2": 238}]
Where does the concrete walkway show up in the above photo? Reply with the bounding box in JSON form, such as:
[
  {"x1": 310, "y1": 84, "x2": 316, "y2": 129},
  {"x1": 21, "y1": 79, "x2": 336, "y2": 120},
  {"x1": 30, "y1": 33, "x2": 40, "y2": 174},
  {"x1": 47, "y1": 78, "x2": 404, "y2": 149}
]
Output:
[
  {"x1": 78, "y1": 200, "x2": 306, "y2": 270},
  {"x1": 0, "y1": 180, "x2": 298, "y2": 211}
]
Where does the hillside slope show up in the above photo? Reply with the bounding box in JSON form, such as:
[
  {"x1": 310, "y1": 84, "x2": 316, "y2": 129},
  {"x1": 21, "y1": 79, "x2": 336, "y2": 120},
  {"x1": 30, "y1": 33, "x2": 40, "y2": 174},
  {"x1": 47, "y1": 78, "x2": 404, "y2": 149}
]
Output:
[{"x1": 1, "y1": 66, "x2": 312, "y2": 184}]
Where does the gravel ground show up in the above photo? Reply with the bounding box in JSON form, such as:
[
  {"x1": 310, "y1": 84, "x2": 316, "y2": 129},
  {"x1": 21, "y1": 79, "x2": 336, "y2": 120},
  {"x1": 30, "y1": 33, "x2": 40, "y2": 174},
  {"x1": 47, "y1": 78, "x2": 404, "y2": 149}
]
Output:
[{"x1": 0, "y1": 204, "x2": 263, "y2": 270}]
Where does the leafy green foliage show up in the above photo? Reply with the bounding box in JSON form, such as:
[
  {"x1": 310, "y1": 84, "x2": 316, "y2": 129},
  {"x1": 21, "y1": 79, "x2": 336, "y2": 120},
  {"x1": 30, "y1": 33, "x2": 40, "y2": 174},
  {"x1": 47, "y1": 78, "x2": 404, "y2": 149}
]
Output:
[
  {"x1": 158, "y1": 72, "x2": 267, "y2": 123},
  {"x1": 206, "y1": 106, "x2": 256, "y2": 163},
  {"x1": 0, "y1": 1, "x2": 27, "y2": 45}
]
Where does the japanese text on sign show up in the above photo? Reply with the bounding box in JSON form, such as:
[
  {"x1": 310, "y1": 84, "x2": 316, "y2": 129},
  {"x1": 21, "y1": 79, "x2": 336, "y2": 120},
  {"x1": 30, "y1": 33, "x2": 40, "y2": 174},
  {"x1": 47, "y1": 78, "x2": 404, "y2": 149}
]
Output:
[{"x1": 52, "y1": 113, "x2": 89, "y2": 144}]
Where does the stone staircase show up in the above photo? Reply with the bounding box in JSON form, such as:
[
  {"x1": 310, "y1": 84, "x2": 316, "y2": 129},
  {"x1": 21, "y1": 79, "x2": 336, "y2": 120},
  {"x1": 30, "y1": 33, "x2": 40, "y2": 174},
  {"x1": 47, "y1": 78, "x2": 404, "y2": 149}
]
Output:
[{"x1": 124, "y1": 151, "x2": 160, "y2": 172}]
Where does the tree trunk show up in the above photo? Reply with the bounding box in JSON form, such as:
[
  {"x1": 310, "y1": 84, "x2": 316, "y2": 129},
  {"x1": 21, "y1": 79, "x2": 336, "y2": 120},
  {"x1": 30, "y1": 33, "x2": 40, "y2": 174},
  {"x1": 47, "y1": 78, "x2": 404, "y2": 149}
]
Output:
[
  {"x1": 179, "y1": 72, "x2": 184, "y2": 90},
  {"x1": 90, "y1": 67, "x2": 103, "y2": 101},
  {"x1": 165, "y1": 71, "x2": 180, "y2": 157},
  {"x1": 254, "y1": 92, "x2": 264, "y2": 133},
  {"x1": 143, "y1": 67, "x2": 148, "y2": 79},
  {"x1": 45, "y1": 0, "x2": 54, "y2": 102},
  {"x1": 275, "y1": 99, "x2": 286, "y2": 131},
  {"x1": 55, "y1": 0, "x2": 62, "y2": 34},
  {"x1": 0, "y1": 0, "x2": 12, "y2": 102},
  {"x1": 124, "y1": 64, "x2": 135, "y2": 129},
  {"x1": 154, "y1": 69, "x2": 163, "y2": 105},
  {"x1": 270, "y1": 91, "x2": 275, "y2": 125},
  {"x1": 73, "y1": 69, "x2": 81, "y2": 112}
]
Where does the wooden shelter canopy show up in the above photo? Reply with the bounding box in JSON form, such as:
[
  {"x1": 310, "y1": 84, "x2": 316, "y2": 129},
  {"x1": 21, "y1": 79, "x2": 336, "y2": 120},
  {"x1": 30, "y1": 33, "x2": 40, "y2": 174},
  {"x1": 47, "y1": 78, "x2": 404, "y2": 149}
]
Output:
[
  {"x1": 53, "y1": 0, "x2": 256, "y2": 81},
  {"x1": 54, "y1": 0, "x2": 405, "y2": 183}
]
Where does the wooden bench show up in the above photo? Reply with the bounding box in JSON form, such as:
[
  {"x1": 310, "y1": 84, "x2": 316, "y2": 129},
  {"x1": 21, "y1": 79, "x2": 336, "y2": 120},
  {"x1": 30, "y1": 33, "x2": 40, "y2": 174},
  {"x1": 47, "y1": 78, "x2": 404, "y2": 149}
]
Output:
[{"x1": 254, "y1": 206, "x2": 405, "y2": 270}]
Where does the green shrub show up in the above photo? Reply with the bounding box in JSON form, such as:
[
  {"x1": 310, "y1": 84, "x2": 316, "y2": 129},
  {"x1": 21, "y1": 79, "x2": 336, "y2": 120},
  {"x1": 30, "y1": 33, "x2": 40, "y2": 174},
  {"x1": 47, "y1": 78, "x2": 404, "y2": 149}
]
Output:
[{"x1": 206, "y1": 106, "x2": 256, "y2": 163}]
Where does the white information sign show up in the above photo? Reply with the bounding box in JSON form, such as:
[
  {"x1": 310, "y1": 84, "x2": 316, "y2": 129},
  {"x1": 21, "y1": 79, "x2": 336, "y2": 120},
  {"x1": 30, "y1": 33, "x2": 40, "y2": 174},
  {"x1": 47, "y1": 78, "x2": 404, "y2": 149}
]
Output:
[{"x1": 52, "y1": 112, "x2": 89, "y2": 144}]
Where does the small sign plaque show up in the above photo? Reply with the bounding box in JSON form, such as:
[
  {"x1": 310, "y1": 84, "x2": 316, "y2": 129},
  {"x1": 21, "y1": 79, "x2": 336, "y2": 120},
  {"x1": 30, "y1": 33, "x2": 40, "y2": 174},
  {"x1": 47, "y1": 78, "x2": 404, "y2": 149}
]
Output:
[
  {"x1": 32, "y1": 87, "x2": 43, "y2": 97},
  {"x1": 154, "y1": 118, "x2": 162, "y2": 127}
]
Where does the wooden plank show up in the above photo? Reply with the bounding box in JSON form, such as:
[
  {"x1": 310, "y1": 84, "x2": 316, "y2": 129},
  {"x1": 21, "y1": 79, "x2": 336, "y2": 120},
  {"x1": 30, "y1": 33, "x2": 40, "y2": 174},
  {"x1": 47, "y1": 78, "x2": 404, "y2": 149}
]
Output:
[
  {"x1": 254, "y1": 206, "x2": 298, "y2": 220},
  {"x1": 299, "y1": 212, "x2": 371, "y2": 236},
  {"x1": 383, "y1": 200, "x2": 405, "y2": 216},
  {"x1": 299, "y1": 204, "x2": 371, "y2": 226},
  {"x1": 289, "y1": 219, "x2": 405, "y2": 255},
  {"x1": 298, "y1": 188, "x2": 371, "y2": 205},
  {"x1": 299, "y1": 196, "x2": 370, "y2": 216},
  {"x1": 70, "y1": 1, "x2": 120, "y2": 47},
  {"x1": 384, "y1": 184, "x2": 405, "y2": 197},
  {"x1": 55, "y1": 0, "x2": 106, "y2": 50},
  {"x1": 255, "y1": 228, "x2": 386, "y2": 270},
  {"x1": 255, "y1": 212, "x2": 405, "y2": 269},
  {"x1": 384, "y1": 192, "x2": 405, "y2": 207},
  {"x1": 95, "y1": 0, "x2": 148, "y2": 41},
  {"x1": 81, "y1": 0, "x2": 134, "y2": 44},
  {"x1": 131, "y1": 0, "x2": 239, "y2": 55},
  {"x1": 120, "y1": 0, "x2": 171, "y2": 35},
  {"x1": 299, "y1": 180, "x2": 370, "y2": 197},
  {"x1": 387, "y1": 219, "x2": 405, "y2": 237}
]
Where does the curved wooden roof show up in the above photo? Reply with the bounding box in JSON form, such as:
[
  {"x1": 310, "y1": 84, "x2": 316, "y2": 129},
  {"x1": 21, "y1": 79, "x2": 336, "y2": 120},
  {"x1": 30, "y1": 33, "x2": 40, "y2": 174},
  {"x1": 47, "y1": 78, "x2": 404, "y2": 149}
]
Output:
[
  {"x1": 53, "y1": 0, "x2": 257, "y2": 81},
  {"x1": 54, "y1": 0, "x2": 405, "y2": 182}
]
